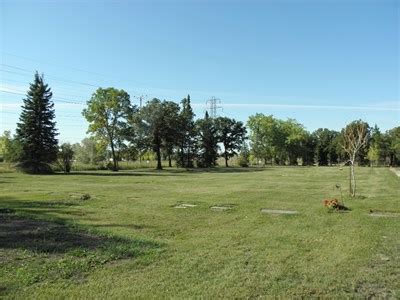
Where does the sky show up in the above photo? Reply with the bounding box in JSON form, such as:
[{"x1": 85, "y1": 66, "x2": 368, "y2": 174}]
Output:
[{"x1": 0, "y1": 0, "x2": 399, "y2": 143}]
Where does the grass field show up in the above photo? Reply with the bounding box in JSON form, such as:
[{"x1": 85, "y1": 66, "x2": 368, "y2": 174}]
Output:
[{"x1": 0, "y1": 166, "x2": 399, "y2": 298}]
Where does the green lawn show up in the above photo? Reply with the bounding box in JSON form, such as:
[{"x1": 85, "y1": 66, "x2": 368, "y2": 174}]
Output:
[{"x1": 0, "y1": 166, "x2": 399, "y2": 298}]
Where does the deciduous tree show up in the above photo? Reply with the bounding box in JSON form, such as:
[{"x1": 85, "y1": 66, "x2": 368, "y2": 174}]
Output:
[
  {"x1": 135, "y1": 99, "x2": 180, "y2": 170},
  {"x1": 341, "y1": 120, "x2": 370, "y2": 197},
  {"x1": 58, "y1": 143, "x2": 74, "y2": 173},
  {"x1": 215, "y1": 117, "x2": 247, "y2": 167},
  {"x1": 177, "y1": 95, "x2": 196, "y2": 168},
  {"x1": 196, "y1": 111, "x2": 219, "y2": 168},
  {"x1": 82, "y1": 88, "x2": 135, "y2": 171}
]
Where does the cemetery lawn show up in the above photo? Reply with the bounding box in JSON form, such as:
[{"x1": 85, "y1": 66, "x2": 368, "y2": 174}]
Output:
[{"x1": 0, "y1": 166, "x2": 399, "y2": 298}]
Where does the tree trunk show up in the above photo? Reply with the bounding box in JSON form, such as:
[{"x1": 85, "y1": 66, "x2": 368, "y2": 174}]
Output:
[
  {"x1": 156, "y1": 146, "x2": 162, "y2": 170},
  {"x1": 349, "y1": 160, "x2": 356, "y2": 197},
  {"x1": 187, "y1": 140, "x2": 191, "y2": 168},
  {"x1": 110, "y1": 141, "x2": 118, "y2": 171},
  {"x1": 168, "y1": 153, "x2": 172, "y2": 167},
  {"x1": 225, "y1": 152, "x2": 229, "y2": 167}
]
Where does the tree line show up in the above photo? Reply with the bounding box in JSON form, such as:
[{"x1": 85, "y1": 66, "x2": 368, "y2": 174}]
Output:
[
  {"x1": 247, "y1": 114, "x2": 400, "y2": 167},
  {"x1": 1, "y1": 73, "x2": 399, "y2": 174}
]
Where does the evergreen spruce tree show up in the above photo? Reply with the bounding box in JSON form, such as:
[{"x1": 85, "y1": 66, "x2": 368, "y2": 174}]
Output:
[{"x1": 16, "y1": 72, "x2": 58, "y2": 173}]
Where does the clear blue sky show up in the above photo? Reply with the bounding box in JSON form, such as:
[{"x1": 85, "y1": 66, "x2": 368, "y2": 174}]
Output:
[{"x1": 1, "y1": 0, "x2": 399, "y2": 143}]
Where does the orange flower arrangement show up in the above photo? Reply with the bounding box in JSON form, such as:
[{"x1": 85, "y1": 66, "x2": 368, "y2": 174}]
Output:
[{"x1": 323, "y1": 199, "x2": 347, "y2": 211}]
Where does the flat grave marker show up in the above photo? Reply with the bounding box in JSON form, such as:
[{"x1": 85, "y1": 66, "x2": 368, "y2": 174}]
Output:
[
  {"x1": 261, "y1": 209, "x2": 299, "y2": 215},
  {"x1": 174, "y1": 203, "x2": 197, "y2": 209}
]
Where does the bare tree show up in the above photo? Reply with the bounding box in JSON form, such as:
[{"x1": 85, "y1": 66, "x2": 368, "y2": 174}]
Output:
[{"x1": 341, "y1": 121, "x2": 369, "y2": 197}]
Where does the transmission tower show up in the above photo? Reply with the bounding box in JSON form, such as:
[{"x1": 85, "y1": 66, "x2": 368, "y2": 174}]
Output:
[
  {"x1": 134, "y1": 94, "x2": 148, "y2": 108},
  {"x1": 205, "y1": 97, "x2": 222, "y2": 118}
]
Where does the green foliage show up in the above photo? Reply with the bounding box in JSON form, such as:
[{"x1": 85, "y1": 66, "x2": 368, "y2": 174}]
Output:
[
  {"x1": 58, "y1": 143, "x2": 74, "y2": 173},
  {"x1": 280, "y1": 118, "x2": 308, "y2": 165},
  {"x1": 367, "y1": 144, "x2": 380, "y2": 166},
  {"x1": 72, "y1": 137, "x2": 107, "y2": 165},
  {"x1": 247, "y1": 114, "x2": 311, "y2": 165},
  {"x1": 80, "y1": 193, "x2": 91, "y2": 200},
  {"x1": 135, "y1": 99, "x2": 180, "y2": 170},
  {"x1": 385, "y1": 126, "x2": 400, "y2": 166},
  {"x1": 196, "y1": 112, "x2": 219, "y2": 168},
  {"x1": 82, "y1": 88, "x2": 136, "y2": 171},
  {"x1": 176, "y1": 95, "x2": 197, "y2": 168},
  {"x1": 215, "y1": 116, "x2": 247, "y2": 167},
  {"x1": 237, "y1": 142, "x2": 250, "y2": 167},
  {"x1": 15, "y1": 72, "x2": 58, "y2": 173},
  {"x1": 0, "y1": 131, "x2": 22, "y2": 163},
  {"x1": 300, "y1": 132, "x2": 316, "y2": 166},
  {"x1": 247, "y1": 114, "x2": 279, "y2": 165},
  {"x1": 0, "y1": 131, "x2": 8, "y2": 162},
  {"x1": 313, "y1": 128, "x2": 340, "y2": 166},
  {"x1": 161, "y1": 101, "x2": 181, "y2": 167}
]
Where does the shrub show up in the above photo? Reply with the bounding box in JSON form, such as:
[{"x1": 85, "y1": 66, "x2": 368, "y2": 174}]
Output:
[
  {"x1": 80, "y1": 193, "x2": 91, "y2": 201},
  {"x1": 16, "y1": 161, "x2": 54, "y2": 174}
]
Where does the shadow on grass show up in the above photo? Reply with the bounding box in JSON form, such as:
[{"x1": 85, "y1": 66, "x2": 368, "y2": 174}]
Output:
[
  {"x1": 52, "y1": 166, "x2": 269, "y2": 176},
  {"x1": 0, "y1": 198, "x2": 90, "y2": 217},
  {"x1": 56, "y1": 171, "x2": 183, "y2": 177},
  {"x1": 186, "y1": 167, "x2": 268, "y2": 173},
  {"x1": 0, "y1": 198, "x2": 163, "y2": 296},
  {"x1": 0, "y1": 197, "x2": 162, "y2": 255},
  {"x1": 0, "y1": 213, "x2": 160, "y2": 254},
  {"x1": 90, "y1": 223, "x2": 154, "y2": 230}
]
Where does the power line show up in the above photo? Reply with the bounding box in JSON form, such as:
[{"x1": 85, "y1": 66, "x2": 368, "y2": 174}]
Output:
[
  {"x1": 0, "y1": 67, "x2": 99, "y2": 89},
  {"x1": 1, "y1": 51, "x2": 107, "y2": 78},
  {"x1": 0, "y1": 89, "x2": 86, "y2": 106},
  {"x1": 0, "y1": 67, "x2": 155, "y2": 107},
  {"x1": 1, "y1": 110, "x2": 84, "y2": 120},
  {"x1": 0, "y1": 54, "x2": 186, "y2": 103},
  {"x1": 1, "y1": 77, "x2": 94, "y2": 99},
  {"x1": 1, "y1": 60, "x2": 213, "y2": 108}
]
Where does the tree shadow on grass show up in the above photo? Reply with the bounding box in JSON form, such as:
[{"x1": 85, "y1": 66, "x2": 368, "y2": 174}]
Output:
[
  {"x1": 186, "y1": 167, "x2": 268, "y2": 173},
  {"x1": 53, "y1": 167, "x2": 270, "y2": 177},
  {"x1": 0, "y1": 196, "x2": 163, "y2": 258},
  {"x1": 0, "y1": 210, "x2": 163, "y2": 297},
  {"x1": 0, "y1": 212, "x2": 161, "y2": 254},
  {"x1": 0, "y1": 197, "x2": 91, "y2": 219},
  {"x1": 0, "y1": 196, "x2": 164, "y2": 296},
  {"x1": 56, "y1": 171, "x2": 183, "y2": 177},
  {"x1": 1, "y1": 213, "x2": 100, "y2": 253}
]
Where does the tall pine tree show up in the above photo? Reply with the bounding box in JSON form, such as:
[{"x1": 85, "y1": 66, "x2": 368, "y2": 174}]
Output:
[{"x1": 16, "y1": 72, "x2": 58, "y2": 173}]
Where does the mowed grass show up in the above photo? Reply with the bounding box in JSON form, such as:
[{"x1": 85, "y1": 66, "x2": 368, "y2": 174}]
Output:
[{"x1": 0, "y1": 166, "x2": 399, "y2": 298}]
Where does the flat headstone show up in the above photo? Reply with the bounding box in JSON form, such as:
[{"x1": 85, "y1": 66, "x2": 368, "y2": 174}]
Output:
[
  {"x1": 389, "y1": 168, "x2": 400, "y2": 177},
  {"x1": 174, "y1": 203, "x2": 197, "y2": 209},
  {"x1": 378, "y1": 254, "x2": 390, "y2": 261},
  {"x1": 210, "y1": 206, "x2": 233, "y2": 211},
  {"x1": 261, "y1": 209, "x2": 299, "y2": 215},
  {"x1": 368, "y1": 212, "x2": 400, "y2": 218}
]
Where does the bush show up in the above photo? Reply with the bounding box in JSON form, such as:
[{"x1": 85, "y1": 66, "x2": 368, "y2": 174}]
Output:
[
  {"x1": 238, "y1": 156, "x2": 249, "y2": 167},
  {"x1": 80, "y1": 193, "x2": 91, "y2": 201},
  {"x1": 238, "y1": 143, "x2": 250, "y2": 167},
  {"x1": 16, "y1": 161, "x2": 54, "y2": 174}
]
